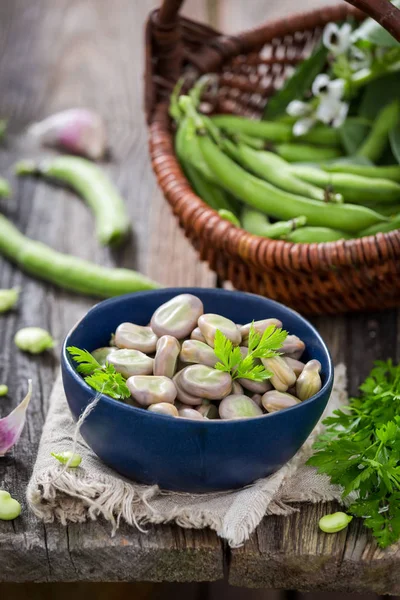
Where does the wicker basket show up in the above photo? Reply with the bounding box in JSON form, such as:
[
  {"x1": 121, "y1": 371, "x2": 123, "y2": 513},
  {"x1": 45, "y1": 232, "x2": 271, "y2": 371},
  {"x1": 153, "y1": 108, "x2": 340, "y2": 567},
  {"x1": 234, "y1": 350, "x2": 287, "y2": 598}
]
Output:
[{"x1": 145, "y1": 0, "x2": 400, "y2": 315}]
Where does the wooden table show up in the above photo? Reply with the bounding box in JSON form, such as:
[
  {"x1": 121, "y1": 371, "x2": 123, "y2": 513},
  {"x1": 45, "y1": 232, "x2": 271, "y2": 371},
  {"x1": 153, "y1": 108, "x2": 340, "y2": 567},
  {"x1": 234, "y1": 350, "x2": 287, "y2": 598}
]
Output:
[{"x1": 0, "y1": 0, "x2": 399, "y2": 594}]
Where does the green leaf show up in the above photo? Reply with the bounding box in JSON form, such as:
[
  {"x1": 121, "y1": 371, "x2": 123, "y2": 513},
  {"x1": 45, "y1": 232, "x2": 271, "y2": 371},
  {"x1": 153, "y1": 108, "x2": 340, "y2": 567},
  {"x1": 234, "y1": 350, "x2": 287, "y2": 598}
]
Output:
[
  {"x1": 339, "y1": 118, "x2": 371, "y2": 155},
  {"x1": 263, "y1": 42, "x2": 328, "y2": 120},
  {"x1": 67, "y1": 346, "x2": 101, "y2": 375},
  {"x1": 253, "y1": 325, "x2": 288, "y2": 359},
  {"x1": 352, "y1": 0, "x2": 400, "y2": 48},
  {"x1": 390, "y1": 123, "x2": 400, "y2": 164},
  {"x1": 359, "y1": 73, "x2": 400, "y2": 120}
]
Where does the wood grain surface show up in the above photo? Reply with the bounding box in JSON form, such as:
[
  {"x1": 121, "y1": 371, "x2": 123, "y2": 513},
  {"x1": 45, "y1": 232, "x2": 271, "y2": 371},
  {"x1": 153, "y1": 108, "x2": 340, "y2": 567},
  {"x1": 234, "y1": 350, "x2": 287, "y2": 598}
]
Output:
[{"x1": 0, "y1": 0, "x2": 399, "y2": 593}]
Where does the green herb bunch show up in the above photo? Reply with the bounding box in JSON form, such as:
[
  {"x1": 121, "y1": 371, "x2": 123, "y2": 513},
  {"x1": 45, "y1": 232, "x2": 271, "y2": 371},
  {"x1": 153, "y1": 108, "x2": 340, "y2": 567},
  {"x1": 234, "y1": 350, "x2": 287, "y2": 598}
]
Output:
[
  {"x1": 67, "y1": 346, "x2": 130, "y2": 400},
  {"x1": 214, "y1": 323, "x2": 287, "y2": 382},
  {"x1": 307, "y1": 360, "x2": 400, "y2": 548}
]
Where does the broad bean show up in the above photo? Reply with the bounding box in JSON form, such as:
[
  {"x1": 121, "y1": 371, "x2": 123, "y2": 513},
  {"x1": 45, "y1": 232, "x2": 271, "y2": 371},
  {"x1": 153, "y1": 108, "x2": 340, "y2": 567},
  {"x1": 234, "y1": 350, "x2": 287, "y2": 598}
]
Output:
[
  {"x1": 154, "y1": 336, "x2": 180, "y2": 378},
  {"x1": 180, "y1": 364, "x2": 232, "y2": 400},
  {"x1": 126, "y1": 376, "x2": 177, "y2": 406},
  {"x1": 151, "y1": 294, "x2": 204, "y2": 339},
  {"x1": 219, "y1": 394, "x2": 263, "y2": 419},
  {"x1": 198, "y1": 313, "x2": 241, "y2": 347},
  {"x1": 115, "y1": 323, "x2": 158, "y2": 353},
  {"x1": 319, "y1": 512, "x2": 352, "y2": 533}
]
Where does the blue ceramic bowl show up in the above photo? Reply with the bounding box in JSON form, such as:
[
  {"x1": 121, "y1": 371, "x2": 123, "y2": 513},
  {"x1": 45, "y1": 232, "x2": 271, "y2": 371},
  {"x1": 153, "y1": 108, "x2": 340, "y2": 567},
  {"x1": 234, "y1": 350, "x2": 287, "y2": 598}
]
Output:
[{"x1": 61, "y1": 288, "x2": 333, "y2": 492}]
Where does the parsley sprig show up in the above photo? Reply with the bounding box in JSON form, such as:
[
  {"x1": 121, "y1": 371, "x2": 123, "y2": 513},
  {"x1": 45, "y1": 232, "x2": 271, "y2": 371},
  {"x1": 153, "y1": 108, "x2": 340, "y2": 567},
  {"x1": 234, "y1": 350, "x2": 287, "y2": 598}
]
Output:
[
  {"x1": 307, "y1": 360, "x2": 400, "y2": 548},
  {"x1": 214, "y1": 323, "x2": 288, "y2": 382},
  {"x1": 67, "y1": 346, "x2": 130, "y2": 400}
]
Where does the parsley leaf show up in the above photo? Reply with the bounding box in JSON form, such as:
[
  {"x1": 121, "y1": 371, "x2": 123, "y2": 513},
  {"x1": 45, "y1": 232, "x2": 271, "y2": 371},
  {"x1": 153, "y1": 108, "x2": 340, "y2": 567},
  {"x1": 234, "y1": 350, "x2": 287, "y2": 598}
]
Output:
[
  {"x1": 307, "y1": 359, "x2": 400, "y2": 548},
  {"x1": 67, "y1": 346, "x2": 101, "y2": 375},
  {"x1": 68, "y1": 346, "x2": 130, "y2": 400},
  {"x1": 214, "y1": 322, "x2": 288, "y2": 382}
]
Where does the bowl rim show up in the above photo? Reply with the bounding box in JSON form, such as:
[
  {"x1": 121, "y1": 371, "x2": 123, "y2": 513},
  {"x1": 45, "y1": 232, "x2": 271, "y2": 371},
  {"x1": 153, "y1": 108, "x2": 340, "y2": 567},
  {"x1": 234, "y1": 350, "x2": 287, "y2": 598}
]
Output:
[{"x1": 62, "y1": 287, "x2": 334, "y2": 425}]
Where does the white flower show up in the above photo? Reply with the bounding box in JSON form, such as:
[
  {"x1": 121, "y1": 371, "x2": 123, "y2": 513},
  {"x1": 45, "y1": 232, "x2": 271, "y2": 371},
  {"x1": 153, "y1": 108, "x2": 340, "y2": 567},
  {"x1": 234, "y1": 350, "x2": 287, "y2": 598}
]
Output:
[
  {"x1": 313, "y1": 75, "x2": 348, "y2": 128},
  {"x1": 290, "y1": 73, "x2": 349, "y2": 135},
  {"x1": 292, "y1": 117, "x2": 317, "y2": 136},
  {"x1": 316, "y1": 96, "x2": 348, "y2": 127},
  {"x1": 322, "y1": 22, "x2": 352, "y2": 56},
  {"x1": 286, "y1": 100, "x2": 312, "y2": 117},
  {"x1": 312, "y1": 75, "x2": 345, "y2": 99},
  {"x1": 311, "y1": 74, "x2": 331, "y2": 97}
]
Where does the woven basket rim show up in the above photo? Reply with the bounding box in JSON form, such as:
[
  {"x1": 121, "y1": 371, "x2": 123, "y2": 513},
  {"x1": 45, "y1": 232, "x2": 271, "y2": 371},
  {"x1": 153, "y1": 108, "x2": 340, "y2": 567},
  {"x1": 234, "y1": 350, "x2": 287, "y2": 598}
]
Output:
[{"x1": 148, "y1": 3, "x2": 400, "y2": 271}]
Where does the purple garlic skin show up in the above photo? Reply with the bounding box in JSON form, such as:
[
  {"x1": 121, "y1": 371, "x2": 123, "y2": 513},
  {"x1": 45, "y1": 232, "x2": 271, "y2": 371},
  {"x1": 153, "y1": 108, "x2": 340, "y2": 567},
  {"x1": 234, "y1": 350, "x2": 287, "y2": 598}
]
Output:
[
  {"x1": 219, "y1": 395, "x2": 263, "y2": 420},
  {"x1": 154, "y1": 335, "x2": 180, "y2": 378},
  {"x1": 115, "y1": 322, "x2": 158, "y2": 354},
  {"x1": 296, "y1": 359, "x2": 322, "y2": 401},
  {"x1": 240, "y1": 318, "x2": 283, "y2": 344},
  {"x1": 198, "y1": 314, "x2": 241, "y2": 348},
  {"x1": 180, "y1": 340, "x2": 218, "y2": 368},
  {"x1": 151, "y1": 294, "x2": 204, "y2": 339},
  {"x1": 27, "y1": 108, "x2": 107, "y2": 160},
  {"x1": 107, "y1": 348, "x2": 154, "y2": 378},
  {"x1": 0, "y1": 380, "x2": 32, "y2": 456},
  {"x1": 173, "y1": 371, "x2": 203, "y2": 406},
  {"x1": 179, "y1": 365, "x2": 232, "y2": 400},
  {"x1": 262, "y1": 390, "x2": 300, "y2": 413},
  {"x1": 126, "y1": 376, "x2": 177, "y2": 407}
]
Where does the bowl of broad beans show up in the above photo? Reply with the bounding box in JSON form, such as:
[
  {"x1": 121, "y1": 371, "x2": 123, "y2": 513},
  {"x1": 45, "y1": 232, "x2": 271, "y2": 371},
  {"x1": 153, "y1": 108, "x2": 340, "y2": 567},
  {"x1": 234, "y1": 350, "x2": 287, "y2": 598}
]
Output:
[{"x1": 61, "y1": 288, "x2": 333, "y2": 492}]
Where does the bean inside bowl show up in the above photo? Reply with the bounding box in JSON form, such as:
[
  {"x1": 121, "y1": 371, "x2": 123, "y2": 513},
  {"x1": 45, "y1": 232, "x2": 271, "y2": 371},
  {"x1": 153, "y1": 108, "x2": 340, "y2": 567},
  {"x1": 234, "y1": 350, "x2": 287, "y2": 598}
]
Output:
[{"x1": 62, "y1": 288, "x2": 333, "y2": 492}]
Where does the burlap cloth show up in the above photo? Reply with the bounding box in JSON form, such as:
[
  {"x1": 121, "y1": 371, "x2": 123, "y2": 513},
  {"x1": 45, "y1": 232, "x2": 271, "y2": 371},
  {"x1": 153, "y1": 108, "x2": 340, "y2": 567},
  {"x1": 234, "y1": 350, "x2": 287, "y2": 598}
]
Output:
[{"x1": 27, "y1": 364, "x2": 346, "y2": 547}]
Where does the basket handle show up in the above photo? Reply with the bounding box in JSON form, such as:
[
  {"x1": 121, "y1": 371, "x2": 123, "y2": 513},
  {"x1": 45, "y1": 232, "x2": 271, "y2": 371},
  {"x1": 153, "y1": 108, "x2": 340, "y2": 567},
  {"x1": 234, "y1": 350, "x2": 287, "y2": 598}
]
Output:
[
  {"x1": 157, "y1": 0, "x2": 185, "y2": 27},
  {"x1": 156, "y1": 0, "x2": 400, "y2": 41}
]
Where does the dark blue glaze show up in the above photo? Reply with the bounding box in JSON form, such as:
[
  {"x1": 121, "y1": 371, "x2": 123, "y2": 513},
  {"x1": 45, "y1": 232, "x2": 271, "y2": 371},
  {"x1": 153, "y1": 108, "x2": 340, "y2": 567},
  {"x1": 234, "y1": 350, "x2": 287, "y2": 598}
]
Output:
[{"x1": 61, "y1": 288, "x2": 333, "y2": 492}]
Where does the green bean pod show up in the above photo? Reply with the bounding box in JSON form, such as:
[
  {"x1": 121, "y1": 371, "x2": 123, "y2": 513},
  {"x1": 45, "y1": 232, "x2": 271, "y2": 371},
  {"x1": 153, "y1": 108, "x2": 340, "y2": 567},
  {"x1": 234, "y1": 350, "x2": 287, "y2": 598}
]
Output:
[
  {"x1": 242, "y1": 206, "x2": 306, "y2": 238},
  {"x1": 358, "y1": 214, "x2": 400, "y2": 238},
  {"x1": 196, "y1": 132, "x2": 386, "y2": 233},
  {"x1": 218, "y1": 209, "x2": 241, "y2": 227},
  {"x1": 365, "y1": 203, "x2": 400, "y2": 217},
  {"x1": 227, "y1": 143, "x2": 342, "y2": 203},
  {"x1": 183, "y1": 161, "x2": 234, "y2": 211},
  {"x1": 275, "y1": 143, "x2": 342, "y2": 163},
  {"x1": 323, "y1": 163, "x2": 400, "y2": 183},
  {"x1": 175, "y1": 117, "x2": 217, "y2": 183},
  {"x1": 16, "y1": 157, "x2": 130, "y2": 247},
  {"x1": 286, "y1": 227, "x2": 350, "y2": 243},
  {"x1": 241, "y1": 207, "x2": 270, "y2": 235},
  {"x1": 357, "y1": 101, "x2": 400, "y2": 163},
  {"x1": 290, "y1": 165, "x2": 400, "y2": 204},
  {"x1": 0, "y1": 213, "x2": 160, "y2": 298},
  {"x1": 210, "y1": 115, "x2": 342, "y2": 147}
]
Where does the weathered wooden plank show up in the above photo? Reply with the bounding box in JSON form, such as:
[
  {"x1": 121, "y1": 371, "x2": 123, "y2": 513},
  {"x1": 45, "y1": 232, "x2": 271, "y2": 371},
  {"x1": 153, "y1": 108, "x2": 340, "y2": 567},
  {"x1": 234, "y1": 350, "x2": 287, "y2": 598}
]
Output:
[{"x1": 0, "y1": 0, "x2": 222, "y2": 583}]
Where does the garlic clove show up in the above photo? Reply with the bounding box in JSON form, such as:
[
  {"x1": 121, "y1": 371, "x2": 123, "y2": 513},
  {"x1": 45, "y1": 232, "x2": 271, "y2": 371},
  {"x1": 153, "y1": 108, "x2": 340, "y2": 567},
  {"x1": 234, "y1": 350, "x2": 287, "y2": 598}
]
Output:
[
  {"x1": 0, "y1": 380, "x2": 32, "y2": 456},
  {"x1": 27, "y1": 108, "x2": 107, "y2": 160}
]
